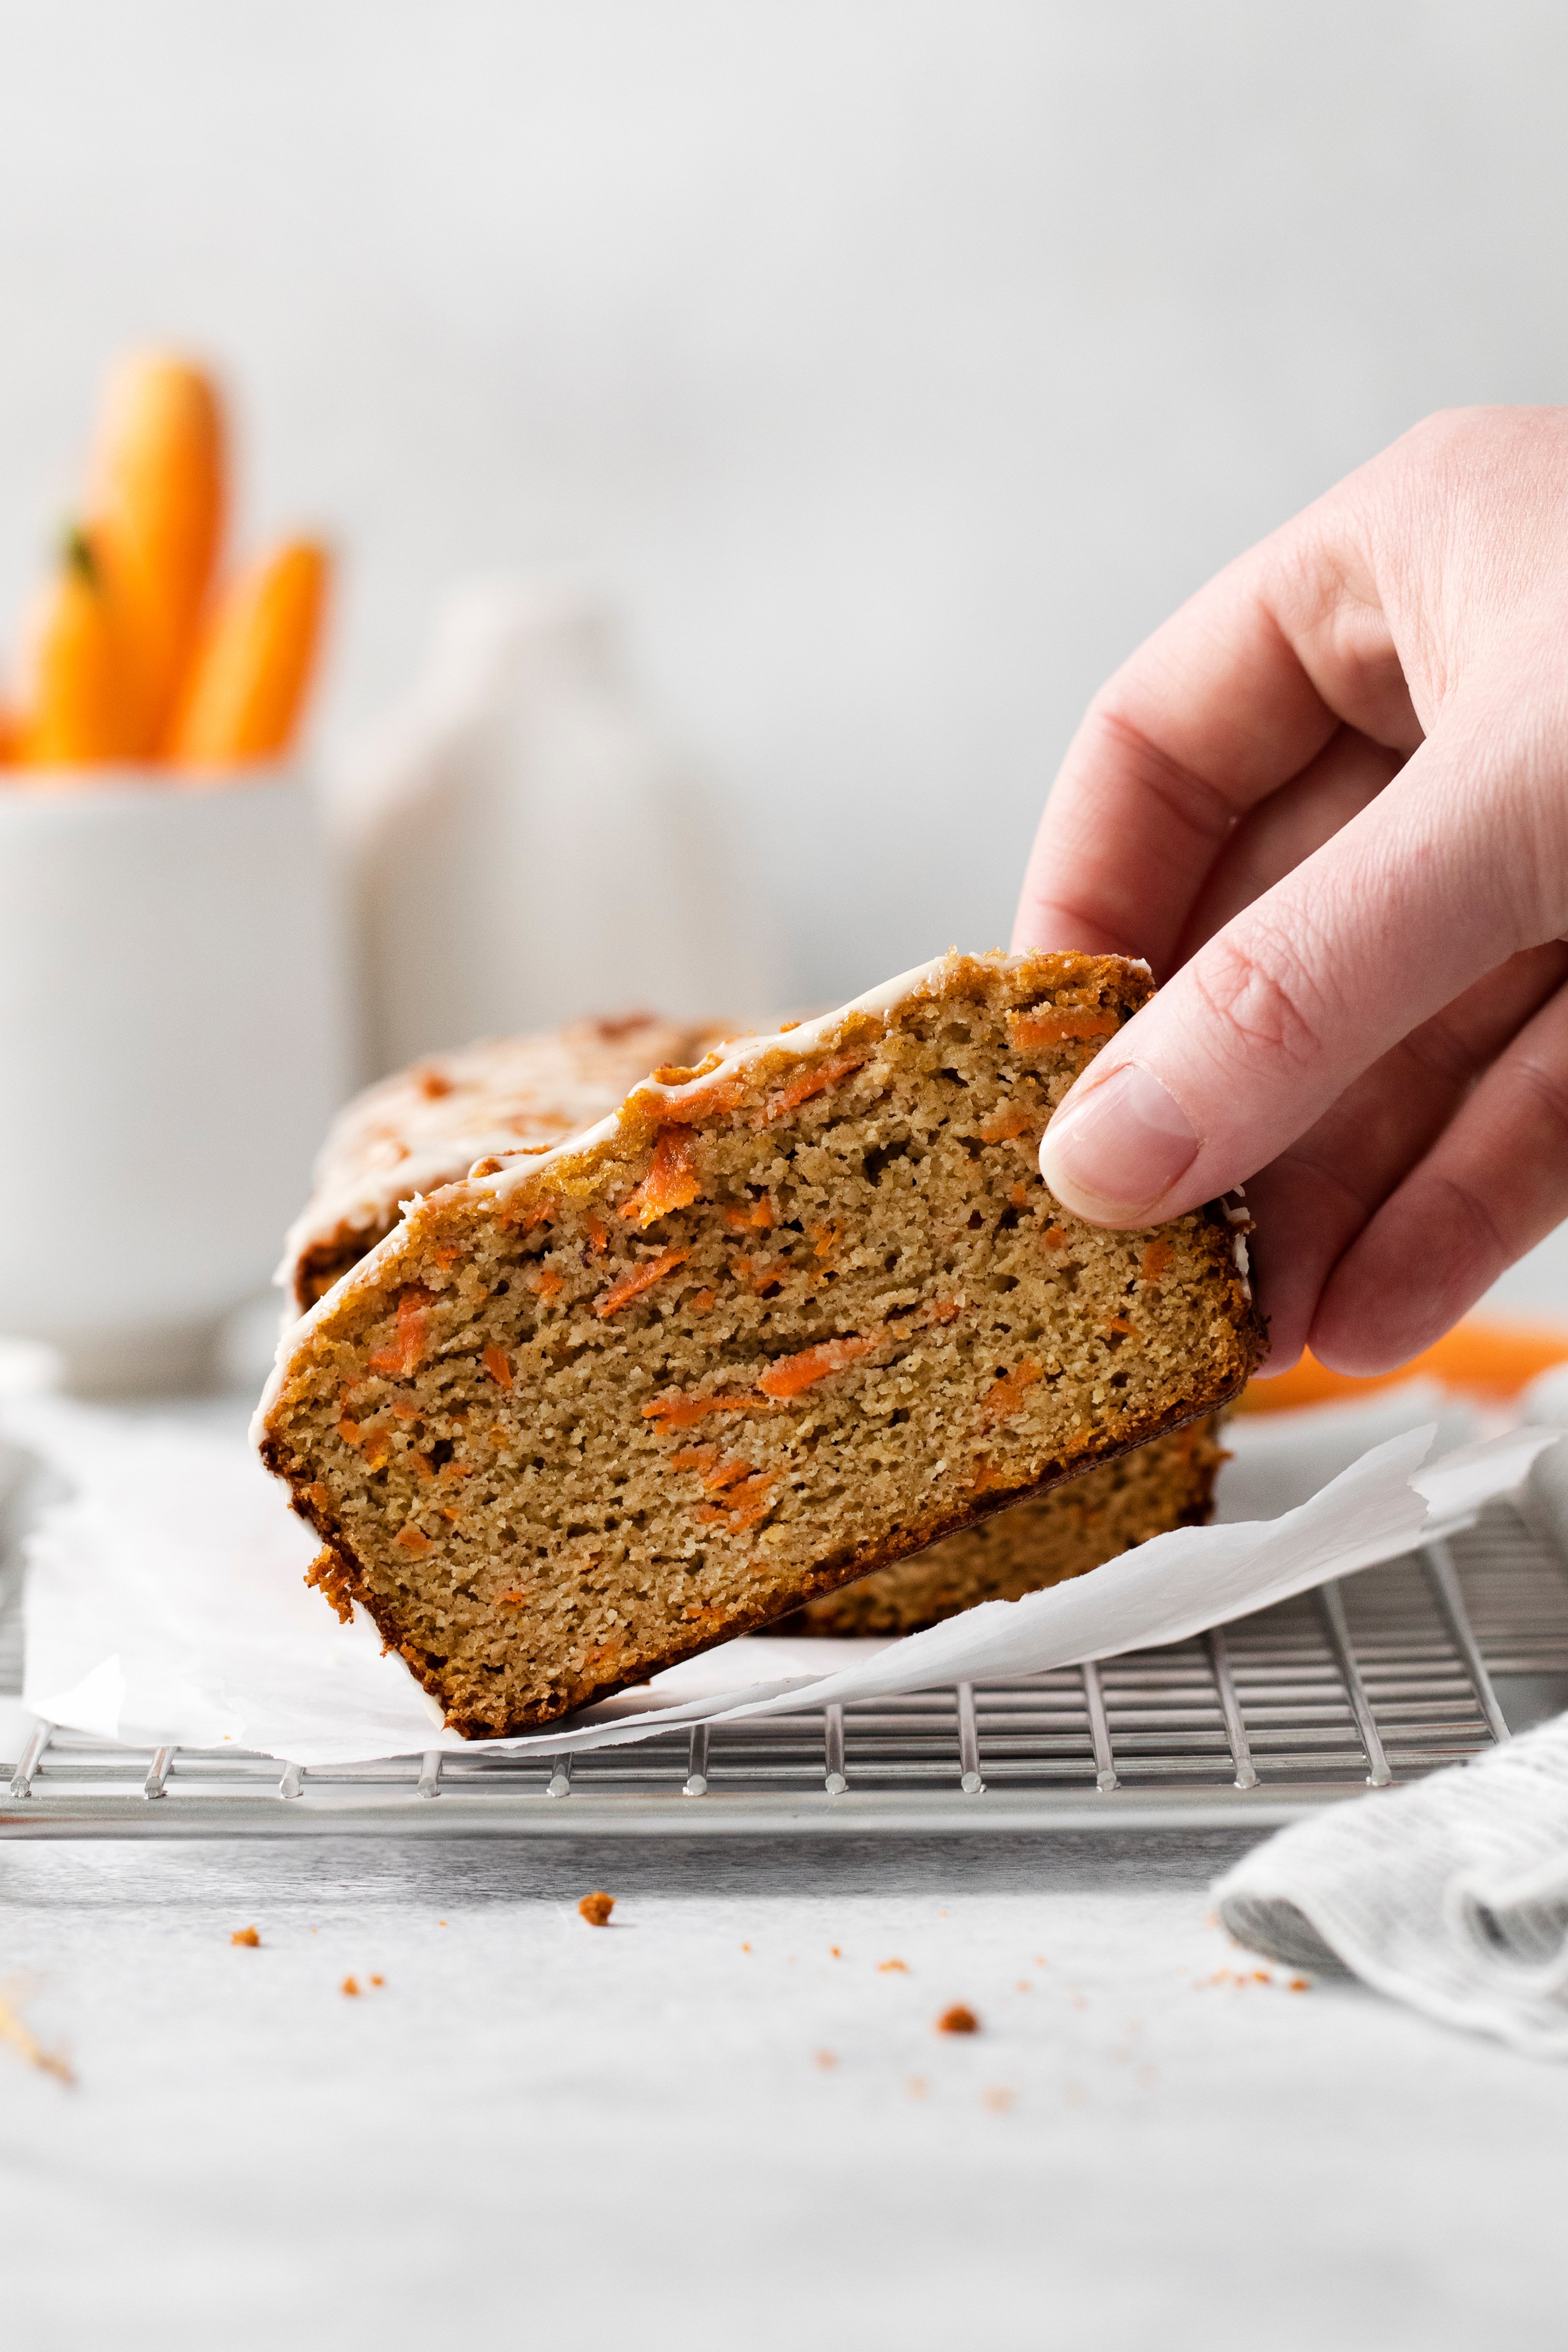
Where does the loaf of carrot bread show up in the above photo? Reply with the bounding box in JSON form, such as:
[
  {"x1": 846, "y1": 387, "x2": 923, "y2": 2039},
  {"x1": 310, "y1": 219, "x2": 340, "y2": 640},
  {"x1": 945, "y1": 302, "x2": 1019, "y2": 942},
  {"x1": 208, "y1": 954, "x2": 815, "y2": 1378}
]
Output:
[
  {"x1": 255, "y1": 950, "x2": 1262, "y2": 1736},
  {"x1": 783, "y1": 1416, "x2": 1223, "y2": 1635},
  {"x1": 282, "y1": 1013, "x2": 727, "y2": 1315}
]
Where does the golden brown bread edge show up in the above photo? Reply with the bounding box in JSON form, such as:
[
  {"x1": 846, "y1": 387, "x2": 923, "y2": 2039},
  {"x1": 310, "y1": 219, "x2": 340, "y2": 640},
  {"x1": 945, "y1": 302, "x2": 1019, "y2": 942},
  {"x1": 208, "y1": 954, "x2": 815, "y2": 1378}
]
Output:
[{"x1": 256, "y1": 950, "x2": 1264, "y2": 1734}]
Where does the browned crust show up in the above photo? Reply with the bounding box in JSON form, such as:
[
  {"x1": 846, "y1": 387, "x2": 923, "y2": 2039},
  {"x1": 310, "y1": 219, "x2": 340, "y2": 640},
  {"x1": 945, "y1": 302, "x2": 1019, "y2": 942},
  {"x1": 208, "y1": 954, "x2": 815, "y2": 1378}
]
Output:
[{"x1": 261, "y1": 951, "x2": 1264, "y2": 1738}]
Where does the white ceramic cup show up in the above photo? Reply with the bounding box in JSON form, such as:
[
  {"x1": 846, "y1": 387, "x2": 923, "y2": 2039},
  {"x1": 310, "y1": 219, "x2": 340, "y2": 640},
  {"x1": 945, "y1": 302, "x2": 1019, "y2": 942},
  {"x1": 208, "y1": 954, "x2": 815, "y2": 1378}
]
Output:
[{"x1": 0, "y1": 768, "x2": 351, "y2": 1392}]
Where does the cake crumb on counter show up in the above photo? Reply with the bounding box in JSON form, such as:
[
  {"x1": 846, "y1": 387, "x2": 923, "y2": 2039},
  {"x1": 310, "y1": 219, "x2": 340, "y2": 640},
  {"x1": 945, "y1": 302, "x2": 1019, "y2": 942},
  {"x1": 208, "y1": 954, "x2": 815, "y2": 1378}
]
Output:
[
  {"x1": 579, "y1": 1891, "x2": 616, "y2": 1927},
  {"x1": 231, "y1": 1927, "x2": 260, "y2": 1948},
  {"x1": 936, "y1": 2004, "x2": 980, "y2": 2035}
]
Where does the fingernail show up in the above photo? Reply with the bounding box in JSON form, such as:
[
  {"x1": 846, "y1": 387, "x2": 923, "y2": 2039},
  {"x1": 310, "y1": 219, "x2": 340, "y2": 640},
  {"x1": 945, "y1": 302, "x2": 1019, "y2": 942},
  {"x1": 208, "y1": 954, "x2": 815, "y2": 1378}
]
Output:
[{"x1": 1038, "y1": 1064, "x2": 1199, "y2": 1221}]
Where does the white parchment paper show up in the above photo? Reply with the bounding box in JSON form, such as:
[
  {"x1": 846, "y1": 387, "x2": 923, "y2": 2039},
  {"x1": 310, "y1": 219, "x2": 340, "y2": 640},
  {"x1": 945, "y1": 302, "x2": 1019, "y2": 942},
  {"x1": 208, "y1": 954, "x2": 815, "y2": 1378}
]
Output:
[{"x1": 5, "y1": 1386, "x2": 1556, "y2": 1768}]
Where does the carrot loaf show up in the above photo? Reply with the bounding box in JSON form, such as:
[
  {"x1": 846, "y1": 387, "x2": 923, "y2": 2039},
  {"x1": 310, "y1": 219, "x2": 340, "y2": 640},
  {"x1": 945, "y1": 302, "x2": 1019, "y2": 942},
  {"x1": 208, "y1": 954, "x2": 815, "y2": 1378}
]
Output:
[
  {"x1": 783, "y1": 1416, "x2": 1223, "y2": 1635},
  {"x1": 282, "y1": 1013, "x2": 727, "y2": 1315},
  {"x1": 254, "y1": 950, "x2": 1263, "y2": 1736}
]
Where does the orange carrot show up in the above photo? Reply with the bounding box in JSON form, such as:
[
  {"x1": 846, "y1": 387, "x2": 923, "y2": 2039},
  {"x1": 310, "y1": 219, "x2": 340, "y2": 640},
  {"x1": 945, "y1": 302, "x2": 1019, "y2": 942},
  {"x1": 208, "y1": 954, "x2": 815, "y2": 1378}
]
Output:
[
  {"x1": 1238, "y1": 1316, "x2": 1568, "y2": 1413},
  {"x1": 16, "y1": 527, "x2": 142, "y2": 767},
  {"x1": 595, "y1": 1247, "x2": 689, "y2": 1319},
  {"x1": 1009, "y1": 1007, "x2": 1119, "y2": 1049},
  {"x1": 164, "y1": 539, "x2": 328, "y2": 766},
  {"x1": 620, "y1": 1128, "x2": 703, "y2": 1227},
  {"x1": 88, "y1": 352, "x2": 226, "y2": 749},
  {"x1": 979, "y1": 1358, "x2": 1043, "y2": 1425},
  {"x1": 757, "y1": 1331, "x2": 883, "y2": 1399}
]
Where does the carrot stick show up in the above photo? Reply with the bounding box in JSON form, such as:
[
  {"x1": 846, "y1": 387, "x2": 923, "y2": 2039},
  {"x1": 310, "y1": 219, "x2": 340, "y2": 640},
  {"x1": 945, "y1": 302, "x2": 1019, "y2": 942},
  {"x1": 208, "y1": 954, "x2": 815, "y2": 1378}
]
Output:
[
  {"x1": 163, "y1": 539, "x2": 329, "y2": 767},
  {"x1": 16, "y1": 527, "x2": 142, "y2": 768},
  {"x1": 87, "y1": 352, "x2": 226, "y2": 751},
  {"x1": 1238, "y1": 1316, "x2": 1568, "y2": 1413}
]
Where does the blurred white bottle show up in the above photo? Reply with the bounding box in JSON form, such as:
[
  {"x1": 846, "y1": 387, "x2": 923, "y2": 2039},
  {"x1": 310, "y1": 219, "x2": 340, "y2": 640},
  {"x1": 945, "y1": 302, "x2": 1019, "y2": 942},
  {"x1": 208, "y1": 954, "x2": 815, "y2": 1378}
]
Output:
[{"x1": 332, "y1": 580, "x2": 782, "y2": 1077}]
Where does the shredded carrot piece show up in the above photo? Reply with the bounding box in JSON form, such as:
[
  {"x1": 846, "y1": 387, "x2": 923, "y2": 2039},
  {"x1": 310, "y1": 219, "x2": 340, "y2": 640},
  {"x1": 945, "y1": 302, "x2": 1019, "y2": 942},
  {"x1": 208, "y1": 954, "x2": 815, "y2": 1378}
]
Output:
[
  {"x1": 1042, "y1": 1225, "x2": 1068, "y2": 1251},
  {"x1": 695, "y1": 1470, "x2": 776, "y2": 1530},
  {"x1": 412, "y1": 1453, "x2": 435, "y2": 1481},
  {"x1": 530, "y1": 1265, "x2": 564, "y2": 1302},
  {"x1": 368, "y1": 1286, "x2": 433, "y2": 1379},
  {"x1": 812, "y1": 1222, "x2": 841, "y2": 1259},
  {"x1": 724, "y1": 1198, "x2": 774, "y2": 1232},
  {"x1": 621, "y1": 1126, "x2": 703, "y2": 1226},
  {"x1": 1010, "y1": 1006, "x2": 1119, "y2": 1049},
  {"x1": 980, "y1": 1358, "x2": 1043, "y2": 1425},
  {"x1": 923, "y1": 1297, "x2": 963, "y2": 1326},
  {"x1": 758, "y1": 1330, "x2": 883, "y2": 1399},
  {"x1": 363, "y1": 1433, "x2": 390, "y2": 1472},
  {"x1": 1141, "y1": 1241, "x2": 1173, "y2": 1281},
  {"x1": 689, "y1": 1288, "x2": 717, "y2": 1314},
  {"x1": 643, "y1": 1390, "x2": 777, "y2": 1429},
  {"x1": 337, "y1": 1416, "x2": 361, "y2": 1447},
  {"x1": 669, "y1": 1445, "x2": 720, "y2": 1473},
  {"x1": 483, "y1": 1344, "x2": 513, "y2": 1390},
  {"x1": 1010, "y1": 1185, "x2": 1029, "y2": 1210},
  {"x1": 1102, "y1": 1316, "x2": 1136, "y2": 1337},
  {"x1": 586, "y1": 1215, "x2": 609, "y2": 1254},
  {"x1": 755, "y1": 1048, "x2": 867, "y2": 1128},
  {"x1": 391, "y1": 1396, "x2": 421, "y2": 1422},
  {"x1": 980, "y1": 1103, "x2": 1035, "y2": 1143},
  {"x1": 595, "y1": 1246, "x2": 690, "y2": 1318},
  {"x1": 432, "y1": 1243, "x2": 460, "y2": 1268},
  {"x1": 396, "y1": 1526, "x2": 432, "y2": 1554},
  {"x1": 699, "y1": 1456, "x2": 758, "y2": 1492}
]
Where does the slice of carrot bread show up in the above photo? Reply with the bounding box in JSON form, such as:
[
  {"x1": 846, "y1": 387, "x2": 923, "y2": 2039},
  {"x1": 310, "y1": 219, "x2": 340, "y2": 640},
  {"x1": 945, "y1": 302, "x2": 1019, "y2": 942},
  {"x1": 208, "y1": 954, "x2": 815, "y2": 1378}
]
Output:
[
  {"x1": 282, "y1": 1013, "x2": 728, "y2": 1314},
  {"x1": 255, "y1": 950, "x2": 1263, "y2": 1736},
  {"x1": 782, "y1": 1417, "x2": 1223, "y2": 1636}
]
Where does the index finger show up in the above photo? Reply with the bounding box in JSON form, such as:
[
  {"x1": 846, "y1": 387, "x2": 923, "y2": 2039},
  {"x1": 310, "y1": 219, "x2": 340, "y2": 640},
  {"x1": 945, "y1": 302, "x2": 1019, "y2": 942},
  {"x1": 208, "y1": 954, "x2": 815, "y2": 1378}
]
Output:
[{"x1": 1012, "y1": 494, "x2": 1420, "y2": 976}]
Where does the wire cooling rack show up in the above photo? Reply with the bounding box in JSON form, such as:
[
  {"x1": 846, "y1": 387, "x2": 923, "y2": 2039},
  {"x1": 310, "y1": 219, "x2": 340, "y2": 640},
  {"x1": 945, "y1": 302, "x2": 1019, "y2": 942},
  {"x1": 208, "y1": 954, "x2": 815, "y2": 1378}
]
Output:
[{"x1": 3, "y1": 1502, "x2": 1566, "y2": 1839}]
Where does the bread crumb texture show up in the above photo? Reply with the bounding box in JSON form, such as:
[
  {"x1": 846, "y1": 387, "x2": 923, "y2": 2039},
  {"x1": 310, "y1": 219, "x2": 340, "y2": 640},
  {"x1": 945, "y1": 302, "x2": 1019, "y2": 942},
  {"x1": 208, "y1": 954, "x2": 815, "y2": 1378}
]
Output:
[{"x1": 260, "y1": 951, "x2": 1262, "y2": 1736}]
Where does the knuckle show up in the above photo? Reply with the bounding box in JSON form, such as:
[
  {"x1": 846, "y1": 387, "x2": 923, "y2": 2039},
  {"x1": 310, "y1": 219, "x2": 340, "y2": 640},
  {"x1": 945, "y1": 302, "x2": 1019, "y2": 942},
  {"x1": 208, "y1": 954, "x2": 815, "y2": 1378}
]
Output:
[{"x1": 1189, "y1": 925, "x2": 1327, "y2": 1076}]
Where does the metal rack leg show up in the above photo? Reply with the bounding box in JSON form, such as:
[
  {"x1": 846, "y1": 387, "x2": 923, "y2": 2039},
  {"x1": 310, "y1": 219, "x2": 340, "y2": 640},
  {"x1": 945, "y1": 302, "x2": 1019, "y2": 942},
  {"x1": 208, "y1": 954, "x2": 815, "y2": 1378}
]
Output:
[
  {"x1": 824, "y1": 1704, "x2": 847, "y2": 1797},
  {"x1": 1422, "y1": 1540, "x2": 1511, "y2": 1746},
  {"x1": 142, "y1": 1745, "x2": 173, "y2": 1801},
  {"x1": 956, "y1": 1681, "x2": 984, "y2": 1795},
  {"x1": 684, "y1": 1724, "x2": 709, "y2": 1797},
  {"x1": 546, "y1": 1755, "x2": 574, "y2": 1799},
  {"x1": 8, "y1": 1721, "x2": 51, "y2": 1800},
  {"x1": 418, "y1": 1752, "x2": 443, "y2": 1799},
  {"x1": 1205, "y1": 1628, "x2": 1258, "y2": 1791},
  {"x1": 1080, "y1": 1662, "x2": 1119, "y2": 1793},
  {"x1": 1316, "y1": 1580, "x2": 1392, "y2": 1787}
]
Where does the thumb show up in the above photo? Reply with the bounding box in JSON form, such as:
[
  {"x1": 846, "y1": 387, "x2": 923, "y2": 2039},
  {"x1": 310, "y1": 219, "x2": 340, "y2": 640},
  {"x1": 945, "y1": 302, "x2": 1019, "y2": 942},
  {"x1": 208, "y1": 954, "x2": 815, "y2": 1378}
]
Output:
[{"x1": 1037, "y1": 743, "x2": 1540, "y2": 1224}]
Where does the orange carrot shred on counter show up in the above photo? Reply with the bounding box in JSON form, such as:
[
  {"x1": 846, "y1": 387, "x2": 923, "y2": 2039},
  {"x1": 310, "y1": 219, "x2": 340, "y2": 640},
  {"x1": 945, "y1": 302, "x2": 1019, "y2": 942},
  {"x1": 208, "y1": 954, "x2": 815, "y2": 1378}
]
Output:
[
  {"x1": 1010, "y1": 1007, "x2": 1119, "y2": 1049},
  {"x1": 595, "y1": 1248, "x2": 690, "y2": 1319},
  {"x1": 368, "y1": 1288, "x2": 432, "y2": 1379},
  {"x1": 621, "y1": 1128, "x2": 702, "y2": 1227},
  {"x1": 755, "y1": 1050, "x2": 868, "y2": 1129},
  {"x1": 482, "y1": 1344, "x2": 513, "y2": 1390},
  {"x1": 758, "y1": 1331, "x2": 884, "y2": 1399}
]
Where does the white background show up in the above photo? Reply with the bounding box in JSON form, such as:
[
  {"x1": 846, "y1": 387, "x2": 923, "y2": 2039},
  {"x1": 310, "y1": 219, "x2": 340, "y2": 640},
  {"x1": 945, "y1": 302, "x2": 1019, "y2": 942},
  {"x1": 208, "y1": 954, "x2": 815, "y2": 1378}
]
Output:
[{"x1": 5, "y1": 2, "x2": 1568, "y2": 1005}]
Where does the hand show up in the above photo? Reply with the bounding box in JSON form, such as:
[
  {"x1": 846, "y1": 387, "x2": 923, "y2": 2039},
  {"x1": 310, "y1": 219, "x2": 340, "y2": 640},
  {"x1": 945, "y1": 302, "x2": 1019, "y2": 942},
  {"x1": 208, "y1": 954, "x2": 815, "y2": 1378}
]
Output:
[{"x1": 1013, "y1": 407, "x2": 1568, "y2": 1378}]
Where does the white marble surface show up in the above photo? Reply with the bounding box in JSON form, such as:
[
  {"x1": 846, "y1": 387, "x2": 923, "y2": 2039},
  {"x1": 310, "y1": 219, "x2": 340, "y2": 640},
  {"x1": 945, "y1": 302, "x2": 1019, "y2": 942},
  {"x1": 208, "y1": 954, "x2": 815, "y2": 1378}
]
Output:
[{"x1": 2, "y1": 1826, "x2": 1566, "y2": 2348}]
